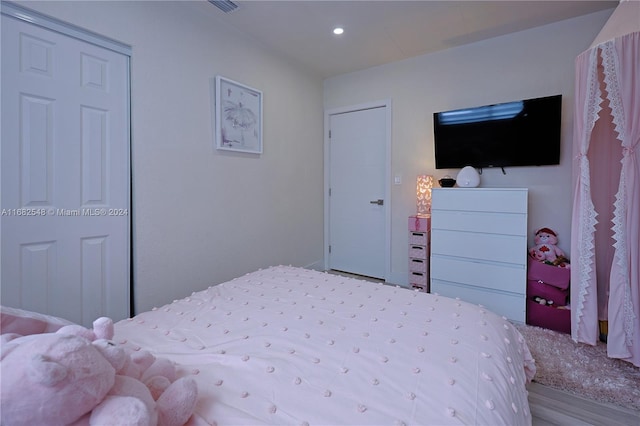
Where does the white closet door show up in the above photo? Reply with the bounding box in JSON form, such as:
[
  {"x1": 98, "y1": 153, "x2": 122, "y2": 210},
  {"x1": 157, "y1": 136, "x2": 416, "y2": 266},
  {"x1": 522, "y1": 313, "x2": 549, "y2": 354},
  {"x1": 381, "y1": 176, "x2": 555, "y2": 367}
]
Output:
[{"x1": 1, "y1": 14, "x2": 130, "y2": 326}]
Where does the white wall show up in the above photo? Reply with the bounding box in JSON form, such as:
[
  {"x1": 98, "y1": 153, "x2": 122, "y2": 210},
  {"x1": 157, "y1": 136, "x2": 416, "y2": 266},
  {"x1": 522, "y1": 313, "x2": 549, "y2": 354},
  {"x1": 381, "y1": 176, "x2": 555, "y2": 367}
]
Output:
[
  {"x1": 17, "y1": 1, "x2": 325, "y2": 312},
  {"x1": 11, "y1": 1, "x2": 615, "y2": 308},
  {"x1": 324, "y1": 9, "x2": 614, "y2": 285}
]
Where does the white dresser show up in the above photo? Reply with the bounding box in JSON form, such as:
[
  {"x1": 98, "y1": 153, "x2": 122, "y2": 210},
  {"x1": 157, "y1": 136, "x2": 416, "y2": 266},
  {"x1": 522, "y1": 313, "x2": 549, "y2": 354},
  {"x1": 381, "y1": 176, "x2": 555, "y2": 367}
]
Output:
[{"x1": 430, "y1": 188, "x2": 528, "y2": 322}]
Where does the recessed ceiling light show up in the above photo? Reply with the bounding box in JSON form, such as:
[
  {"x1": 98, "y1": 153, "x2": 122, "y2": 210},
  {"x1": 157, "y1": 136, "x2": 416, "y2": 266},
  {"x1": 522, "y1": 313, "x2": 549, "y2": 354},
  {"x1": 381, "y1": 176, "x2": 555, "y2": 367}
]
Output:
[{"x1": 333, "y1": 27, "x2": 344, "y2": 35}]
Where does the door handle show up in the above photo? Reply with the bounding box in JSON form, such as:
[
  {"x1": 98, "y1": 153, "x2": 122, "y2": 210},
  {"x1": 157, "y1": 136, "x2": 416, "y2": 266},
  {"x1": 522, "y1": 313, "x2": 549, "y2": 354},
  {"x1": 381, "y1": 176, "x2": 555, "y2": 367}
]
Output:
[{"x1": 369, "y1": 199, "x2": 384, "y2": 205}]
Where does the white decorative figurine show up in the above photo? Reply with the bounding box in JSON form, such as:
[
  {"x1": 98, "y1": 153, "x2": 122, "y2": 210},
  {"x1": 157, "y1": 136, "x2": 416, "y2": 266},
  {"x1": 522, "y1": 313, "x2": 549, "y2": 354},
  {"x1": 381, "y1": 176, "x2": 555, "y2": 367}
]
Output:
[{"x1": 456, "y1": 166, "x2": 480, "y2": 187}]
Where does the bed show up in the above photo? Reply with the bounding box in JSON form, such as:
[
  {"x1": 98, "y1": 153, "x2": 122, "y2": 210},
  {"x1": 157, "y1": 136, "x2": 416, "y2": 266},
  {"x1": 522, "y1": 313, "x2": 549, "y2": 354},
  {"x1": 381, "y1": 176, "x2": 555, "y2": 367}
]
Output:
[{"x1": 112, "y1": 265, "x2": 536, "y2": 425}]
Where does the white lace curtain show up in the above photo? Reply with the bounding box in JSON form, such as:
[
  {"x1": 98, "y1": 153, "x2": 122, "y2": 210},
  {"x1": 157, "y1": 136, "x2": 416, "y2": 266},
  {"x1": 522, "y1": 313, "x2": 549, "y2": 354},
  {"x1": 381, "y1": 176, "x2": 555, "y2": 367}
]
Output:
[{"x1": 570, "y1": 31, "x2": 639, "y2": 367}]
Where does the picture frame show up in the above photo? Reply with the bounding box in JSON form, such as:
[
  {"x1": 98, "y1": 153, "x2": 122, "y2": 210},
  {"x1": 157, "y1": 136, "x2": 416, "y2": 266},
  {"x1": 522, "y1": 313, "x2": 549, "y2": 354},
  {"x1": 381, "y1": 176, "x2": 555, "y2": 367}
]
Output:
[{"x1": 214, "y1": 75, "x2": 263, "y2": 154}]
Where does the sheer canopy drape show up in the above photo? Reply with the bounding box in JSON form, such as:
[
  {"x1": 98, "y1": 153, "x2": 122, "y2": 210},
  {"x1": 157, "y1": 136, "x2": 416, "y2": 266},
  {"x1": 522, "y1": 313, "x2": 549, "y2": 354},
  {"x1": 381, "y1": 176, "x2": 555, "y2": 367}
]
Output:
[{"x1": 571, "y1": 31, "x2": 640, "y2": 367}]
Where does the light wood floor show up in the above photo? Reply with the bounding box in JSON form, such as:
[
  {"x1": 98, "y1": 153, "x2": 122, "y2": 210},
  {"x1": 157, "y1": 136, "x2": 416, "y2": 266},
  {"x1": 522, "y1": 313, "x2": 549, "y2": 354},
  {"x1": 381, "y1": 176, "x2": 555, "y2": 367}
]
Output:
[{"x1": 528, "y1": 382, "x2": 639, "y2": 425}]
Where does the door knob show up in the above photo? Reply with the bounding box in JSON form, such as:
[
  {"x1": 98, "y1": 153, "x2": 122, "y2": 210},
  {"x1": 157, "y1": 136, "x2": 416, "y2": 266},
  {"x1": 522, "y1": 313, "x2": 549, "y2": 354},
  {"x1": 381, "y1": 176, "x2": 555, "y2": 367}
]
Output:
[{"x1": 369, "y1": 199, "x2": 384, "y2": 205}]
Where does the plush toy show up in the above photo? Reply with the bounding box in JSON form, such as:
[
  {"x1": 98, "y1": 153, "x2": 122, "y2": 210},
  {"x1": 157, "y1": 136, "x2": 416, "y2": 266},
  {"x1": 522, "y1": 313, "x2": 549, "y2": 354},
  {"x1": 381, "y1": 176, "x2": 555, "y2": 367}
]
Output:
[
  {"x1": 0, "y1": 317, "x2": 198, "y2": 426},
  {"x1": 529, "y1": 227, "x2": 570, "y2": 267},
  {"x1": 56, "y1": 316, "x2": 114, "y2": 342},
  {"x1": 0, "y1": 333, "x2": 120, "y2": 425},
  {"x1": 532, "y1": 296, "x2": 554, "y2": 306}
]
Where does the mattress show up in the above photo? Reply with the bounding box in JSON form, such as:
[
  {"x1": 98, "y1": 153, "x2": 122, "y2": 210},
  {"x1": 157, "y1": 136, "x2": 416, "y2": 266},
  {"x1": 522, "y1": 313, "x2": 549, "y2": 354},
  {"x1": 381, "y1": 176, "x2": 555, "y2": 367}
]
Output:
[{"x1": 114, "y1": 266, "x2": 536, "y2": 425}]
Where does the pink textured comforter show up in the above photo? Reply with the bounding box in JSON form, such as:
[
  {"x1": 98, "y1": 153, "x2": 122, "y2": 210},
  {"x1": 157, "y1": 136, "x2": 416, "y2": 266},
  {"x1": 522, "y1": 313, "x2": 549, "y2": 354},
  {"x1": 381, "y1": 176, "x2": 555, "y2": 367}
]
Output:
[{"x1": 114, "y1": 266, "x2": 536, "y2": 425}]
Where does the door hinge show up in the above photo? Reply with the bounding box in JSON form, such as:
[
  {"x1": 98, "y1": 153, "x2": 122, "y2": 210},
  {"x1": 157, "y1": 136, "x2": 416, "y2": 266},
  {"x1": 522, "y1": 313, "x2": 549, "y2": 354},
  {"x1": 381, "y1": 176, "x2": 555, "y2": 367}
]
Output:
[
  {"x1": 329, "y1": 130, "x2": 331, "y2": 139},
  {"x1": 329, "y1": 245, "x2": 331, "y2": 253},
  {"x1": 329, "y1": 188, "x2": 331, "y2": 196}
]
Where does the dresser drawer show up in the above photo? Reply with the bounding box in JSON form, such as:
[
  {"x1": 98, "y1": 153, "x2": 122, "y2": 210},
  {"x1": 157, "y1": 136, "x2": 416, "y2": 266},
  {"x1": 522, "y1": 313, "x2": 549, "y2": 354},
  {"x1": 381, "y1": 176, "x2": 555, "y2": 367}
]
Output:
[
  {"x1": 409, "y1": 271, "x2": 428, "y2": 285},
  {"x1": 432, "y1": 188, "x2": 527, "y2": 214},
  {"x1": 409, "y1": 258, "x2": 428, "y2": 273},
  {"x1": 409, "y1": 231, "x2": 428, "y2": 246},
  {"x1": 430, "y1": 255, "x2": 525, "y2": 294},
  {"x1": 411, "y1": 283, "x2": 428, "y2": 292},
  {"x1": 409, "y1": 245, "x2": 428, "y2": 259},
  {"x1": 431, "y1": 229, "x2": 526, "y2": 265},
  {"x1": 431, "y1": 280, "x2": 525, "y2": 322},
  {"x1": 431, "y1": 209, "x2": 526, "y2": 236}
]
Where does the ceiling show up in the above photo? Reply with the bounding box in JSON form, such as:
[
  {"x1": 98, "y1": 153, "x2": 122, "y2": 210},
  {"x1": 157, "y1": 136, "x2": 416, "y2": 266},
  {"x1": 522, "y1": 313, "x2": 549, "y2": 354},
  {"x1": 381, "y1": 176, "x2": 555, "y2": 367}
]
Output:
[{"x1": 202, "y1": 0, "x2": 618, "y2": 79}]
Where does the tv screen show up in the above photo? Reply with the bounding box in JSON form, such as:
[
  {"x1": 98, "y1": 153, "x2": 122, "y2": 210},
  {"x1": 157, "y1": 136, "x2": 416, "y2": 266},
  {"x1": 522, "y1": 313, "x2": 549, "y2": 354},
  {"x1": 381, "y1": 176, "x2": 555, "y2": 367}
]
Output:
[{"x1": 433, "y1": 94, "x2": 562, "y2": 169}]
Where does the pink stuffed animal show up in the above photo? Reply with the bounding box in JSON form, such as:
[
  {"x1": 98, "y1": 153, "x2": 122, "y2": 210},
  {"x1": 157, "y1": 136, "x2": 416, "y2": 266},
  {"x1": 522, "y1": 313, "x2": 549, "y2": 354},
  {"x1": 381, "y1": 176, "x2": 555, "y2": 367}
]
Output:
[
  {"x1": 1, "y1": 317, "x2": 198, "y2": 426},
  {"x1": 0, "y1": 333, "x2": 120, "y2": 425},
  {"x1": 529, "y1": 227, "x2": 569, "y2": 267},
  {"x1": 56, "y1": 316, "x2": 114, "y2": 342}
]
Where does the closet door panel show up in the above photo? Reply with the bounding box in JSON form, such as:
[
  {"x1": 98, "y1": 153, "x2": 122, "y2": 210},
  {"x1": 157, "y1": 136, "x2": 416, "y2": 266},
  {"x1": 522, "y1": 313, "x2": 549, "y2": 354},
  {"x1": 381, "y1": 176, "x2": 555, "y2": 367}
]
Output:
[{"x1": 1, "y1": 11, "x2": 130, "y2": 327}]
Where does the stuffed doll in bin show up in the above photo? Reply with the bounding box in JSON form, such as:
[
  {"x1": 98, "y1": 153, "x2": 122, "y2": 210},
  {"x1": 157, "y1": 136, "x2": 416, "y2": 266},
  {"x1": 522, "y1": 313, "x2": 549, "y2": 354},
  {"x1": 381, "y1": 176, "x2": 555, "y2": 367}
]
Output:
[{"x1": 529, "y1": 227, "x2": 570, "y2": 268}]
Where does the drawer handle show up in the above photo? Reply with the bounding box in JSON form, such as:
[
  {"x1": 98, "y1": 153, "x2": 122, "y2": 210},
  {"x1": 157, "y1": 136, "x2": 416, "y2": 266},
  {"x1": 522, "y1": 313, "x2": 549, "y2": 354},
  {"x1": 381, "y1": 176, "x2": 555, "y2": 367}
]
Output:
[
  {"x1": 370, "y1": 199, "x2": 384, "y2": 205},
  {"x1": 411, "y1": 259, "x2": 425, "y2": 264}
]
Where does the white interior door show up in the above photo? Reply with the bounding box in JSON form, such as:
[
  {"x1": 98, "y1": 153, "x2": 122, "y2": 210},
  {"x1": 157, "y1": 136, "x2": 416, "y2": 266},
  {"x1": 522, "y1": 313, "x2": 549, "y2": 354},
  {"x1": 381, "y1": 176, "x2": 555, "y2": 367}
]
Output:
[
  {"x1": 328, "y1": 105, "x2": 388, "y2": 279},
  {"x1": 1, "y1": 12, "x2": 131, "y2": 326}
]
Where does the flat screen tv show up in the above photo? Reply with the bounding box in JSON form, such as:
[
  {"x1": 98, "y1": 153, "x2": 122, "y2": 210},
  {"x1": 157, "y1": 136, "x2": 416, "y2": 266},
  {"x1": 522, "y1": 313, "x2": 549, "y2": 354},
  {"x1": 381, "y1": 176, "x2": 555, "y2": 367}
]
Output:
[{"x1": 433, "y1": 94, "x2": 562, "y2": 170}]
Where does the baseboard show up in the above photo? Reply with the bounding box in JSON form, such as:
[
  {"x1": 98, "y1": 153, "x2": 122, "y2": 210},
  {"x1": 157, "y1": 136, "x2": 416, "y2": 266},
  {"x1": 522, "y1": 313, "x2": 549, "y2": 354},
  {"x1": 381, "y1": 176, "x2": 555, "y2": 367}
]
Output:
[
  {"x1": 306, "y1": 262, "x2": 412, "y2": 290},
  {"x1": 303, "y1": 260, "x2": 325, "y2": 271},
  {"x1": 386, "y1": 270, "x2": 410, "y2": 288}
]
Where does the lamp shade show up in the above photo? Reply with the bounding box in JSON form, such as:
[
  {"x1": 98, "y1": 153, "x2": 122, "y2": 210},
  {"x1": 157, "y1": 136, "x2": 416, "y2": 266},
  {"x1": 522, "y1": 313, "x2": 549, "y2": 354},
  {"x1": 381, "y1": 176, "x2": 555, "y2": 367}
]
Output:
[{"x1": 416, "y1": 175, "x2": 433, "y2": 214}]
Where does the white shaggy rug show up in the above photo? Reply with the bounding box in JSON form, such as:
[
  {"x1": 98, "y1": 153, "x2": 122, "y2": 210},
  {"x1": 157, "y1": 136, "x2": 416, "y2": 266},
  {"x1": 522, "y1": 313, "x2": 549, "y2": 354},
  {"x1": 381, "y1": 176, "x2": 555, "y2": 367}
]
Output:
[{"x1": 515, "y1": 323, "x2": 640, "y2": 410}]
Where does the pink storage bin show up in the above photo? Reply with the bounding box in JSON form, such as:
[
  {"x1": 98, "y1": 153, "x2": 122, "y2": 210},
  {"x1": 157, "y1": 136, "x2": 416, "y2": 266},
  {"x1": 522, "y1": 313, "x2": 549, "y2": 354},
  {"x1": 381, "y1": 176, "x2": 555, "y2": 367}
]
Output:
[
  {"x1": 408, "y1": 215, "x2": 430, "y2": 232},
  {"x1": 527, "y1": 258, "x2": 570, "y2": 290},
  {"x1": 527, "y1": 279, "x2": 569, "y2": 306},
  {"x1": 527, "y1": 299, "x2": 571, "y2": 334}
]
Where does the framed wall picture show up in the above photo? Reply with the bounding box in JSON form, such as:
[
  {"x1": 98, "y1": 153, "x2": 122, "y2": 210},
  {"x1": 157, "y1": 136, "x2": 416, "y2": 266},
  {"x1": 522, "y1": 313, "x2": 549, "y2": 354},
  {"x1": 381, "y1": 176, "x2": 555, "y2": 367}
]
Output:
[{"x1": 214, "y1": 75, "x2": 263, "y2": 154}]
